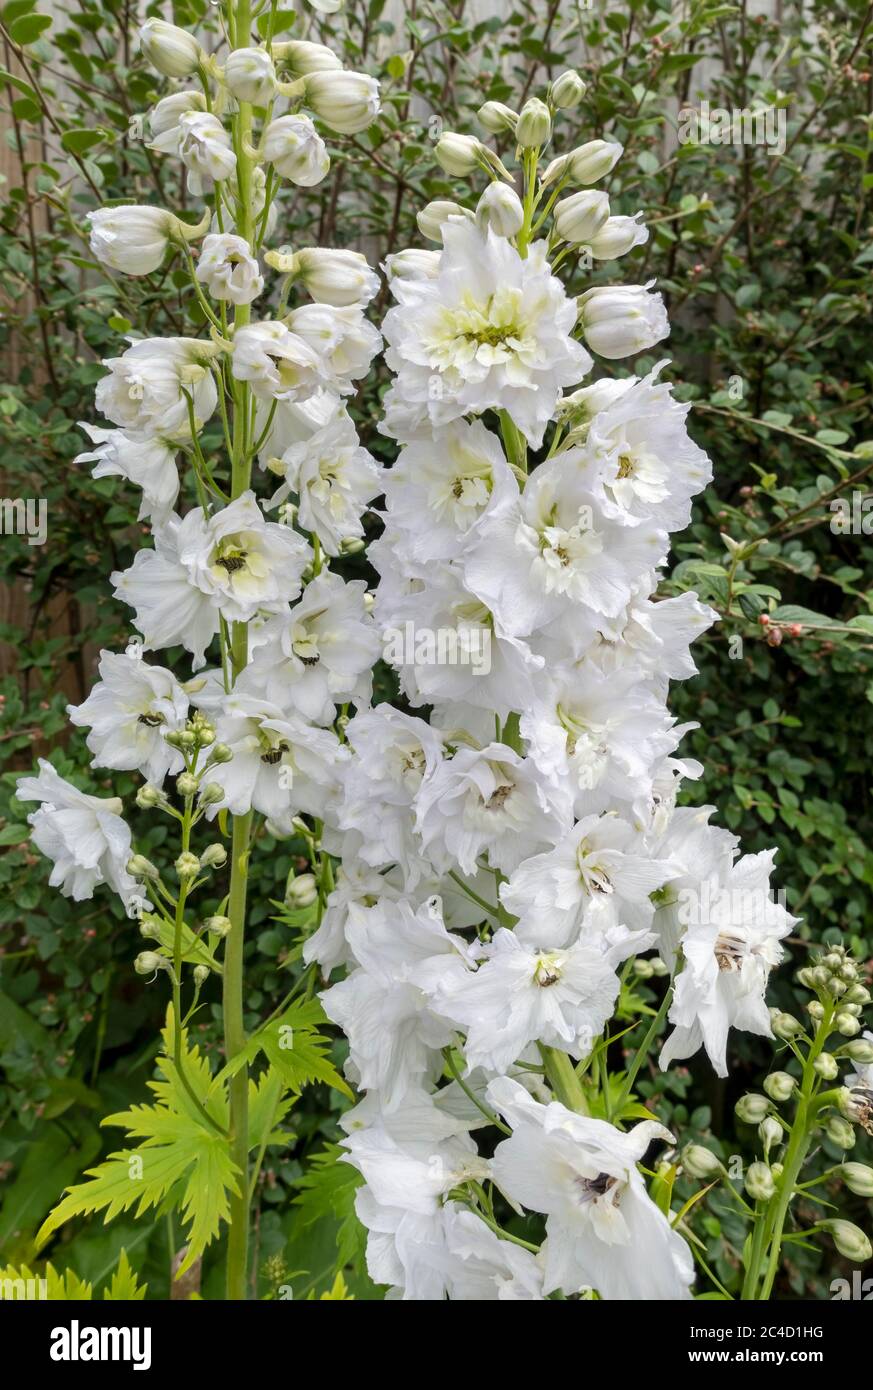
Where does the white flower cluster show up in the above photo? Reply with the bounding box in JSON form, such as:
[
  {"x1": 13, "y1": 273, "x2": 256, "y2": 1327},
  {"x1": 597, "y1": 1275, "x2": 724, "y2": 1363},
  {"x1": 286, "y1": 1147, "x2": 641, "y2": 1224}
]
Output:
[
  {"x1": 313, "y1": 85, "x2": 798, "y2": 1300},
  {"x1": 18, "y1": 31, "x2": 383, "y2": 906}
]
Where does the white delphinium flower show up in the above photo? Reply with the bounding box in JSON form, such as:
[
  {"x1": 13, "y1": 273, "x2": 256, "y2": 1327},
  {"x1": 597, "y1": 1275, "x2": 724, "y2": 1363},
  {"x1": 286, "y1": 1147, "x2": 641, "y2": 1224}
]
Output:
[
  {"x1": 239, "y1": 571, "x2": 380, "y2": 723},
  {"x1": 174, "y1": 491, "x2": 311, "y2": 623},
  {"x1": 588, "y1": 584, "x2": 716, "y2": 688},
  {"x1": 381, "y1": 419, "x2": 519, "y2": 565},
  {"x1": 643, "y1": 806, "x2": 739, "y2": 961},
  {"x1": 659, "y1": 849, "x2": 797, "y2": 1077},
  {"x1": 336, "y1": 706, "x2": 444, "y2": 888},
  {"x1": 286, "y1": 303, "x2": 382, "y2": 395},
  {"x1": 75, "y1": 424, "x2": 179, "y2": 523},
  {"x1": 578, "y1": 282, "x2": 670, "y2": 360},
  {"x1": 302, "y1": 70, "x2": 381, "y2": 134},
  {"x1": 488, "y1": 1078, "x2": 694, "y2": 1299},
  {"x1": 381, "y1": 220, "x2": 591, "y2": 448},
  {"x1": 208, "y1": 692, "x2": 346, "y2": 828},
  {"x1": 95, "y1": 336, "x2": 217, "y2": 439},
  {"x1": 437, "y1": 924, "x2": 649, "y2": 1074},
  {"x1": 195, "y1": 234, "x2": 264, "y2": 306},
  {"x1": 230, "y1": 320, "x2": 322, "y2": 402},
  {"x1": 86, "y1": 206, "x2": 185, "y2": 277},
  {"x1": 303, "y1": 863, "x2": 401, "y2": 976},
  {"x1": 111, "y1": 493, "x2": 311, "y2": 665},
  {"x1": 464, "y1": 454, "x2": 666, "y2": 643},
  {"x1": 267, "y1": 406, "x2": 381, "y2": 555},
  {"x1": 293, "y1": 247, "x2": 381, "y2": 307},
  {"x1": 569, "y1": 361, "x2": 712, "y2": 532},
  {"x1": 320, "y1": 896, "x2": 477, "y2": 1107},
  {"x1": 500, "y1": 813, "x2": 675, "y2": 949},
  {"x1": 16, "y1": 759, "x2": 141, "y2": 908},
  {"x1": 223, "y1": 46, "x2": 276, "y2": 106},
  {"x1": 373, "y1": 558, "x2": 543, "y2": 720},
  {"x1": 442, "y1": 1208, "x2": 545, "y2": 1301},
  {"x1": 150, "y1": 111, "x2": 236, "y2": 195},
  {"x1": 255, "y1": 389, "x2": 336, "y2": 469},
  {"x1": 520, "y1": 665, "x2": 689, "y2": 818},
  {"x1": 67, "y1": 651, "x2": 188, "y2": 785},
  {"x1": 262, "y1": 114, "x2": 330, "y2": 186},
  {"x1": 414, "y1": 742, "x2": 572, "y2": 877}
]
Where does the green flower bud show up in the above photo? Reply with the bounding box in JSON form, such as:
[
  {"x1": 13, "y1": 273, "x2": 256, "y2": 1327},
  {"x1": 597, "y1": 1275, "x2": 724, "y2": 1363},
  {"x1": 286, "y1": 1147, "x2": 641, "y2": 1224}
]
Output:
[
  {"x1": 844, "y1": 1038, "x2": 873, "y2": 1064},
  {"x1": 763, "y1": 1071, "x2": 797, "y2": 1103},
  {"x1": 198, "y1": 782, "x2": 225, "y2": 808},
  {"x1": 197, "y1": 727, "x2": 215, "y2": 747},
  {"x1": 134, "y1": 950, "x2": 165, "y2": 975},
  {"x1": 845, "y1": 984, "x2": 871, "y2": 1006},
  {"x1": 839, "y1": 1162, "x2": 873, "y2": 1197},
  {"x1": 822, "y1": 1219, "x2": 873, "y2": 1262},
  {"x1": 210, "y1": 743, "x2": 234, "y2": 764},
  {"x1": 795, "y1": 966, "x2": 817, "y2": 989},
  {"x1": 550, "y1": 70, "x2": 586, "y2": 109},
  {"x1": 682, "y1": 1144, "x2": 722, "y2": 1179},
  {"x1": 835, "y1": 1012, "x2": 861, "y2": 1037},
  {"x1": 176, "y1": 771, "x2": 199, "y2": 798},
  {"x1": 136, "y1": 784, "x2": 162, "y2": 809},
  {"x1": 192, "y1": 964, "x2": 210, "y2": 987},
  {"x1": 435, "y1": 131, "x2": 484, "y2": 177},
  {"x1": 632, "y1": 958, "x2": 654, "y2": 979},
  {"x1": 841, "y1": 1002, "x2": 863, "y2": 1017},
  {"x1": 138, "y1": 920, "x2": 160, "y2": 939},
  {"x1": 759, "y1": 1116, "x2": 784, "y2": 1153},
  {"x1": 477, "y1": 101, "x2": 518, "y2": 135},
  {"x1": 649, "y1": 957, "x2": 669, "y2": 978},
  {"x1": 807, "y1": 1000, "x2": 825, "y2": 1021},
  {"x1": 771, "y1": 1010, "x2": 803, "y2": 1040},
  {"x1": 203, "y1": 915, "x2": 232, "y2": 937},
  {"x1": 745, "y1": 1161, "x2": 776, "y2": 1201},
  {"x1": 516, "y1": 98, "x2": 551, "y2": 149},
  {"x1": 813, "y1": 1053, "x2": 839, "y2": 1080},
  {"x1": 823, "y1": 952, "x2": 844, "y2": 971},
  {"x1": 827, "y1": 976, "x2": 848, "y2": 998},
  {"x1": 736, "y1": 1093, "x2": 770, "y2": 1124},
  {"x1": 127, "y1": 853, "x2": 160, "y2": 880},
  {"x1": 825, "y1": 1114, "x2": 856, "y2": 1150},
  {"x1": 175, "y1": 851, "x2": 201, "y2": 880},
  {"x1": 200, "y1": 842, "x2": 227, "y2": 869},
  {"x1": 286, "y1": 872, "x2": 318, "y2": 908}
]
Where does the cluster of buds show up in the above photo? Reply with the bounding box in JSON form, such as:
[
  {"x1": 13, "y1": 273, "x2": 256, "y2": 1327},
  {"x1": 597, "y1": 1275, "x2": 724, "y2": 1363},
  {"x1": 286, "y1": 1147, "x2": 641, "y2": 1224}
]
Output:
[{"x1": 797, "y1": 944, "x2": 871, "y2": 1041}]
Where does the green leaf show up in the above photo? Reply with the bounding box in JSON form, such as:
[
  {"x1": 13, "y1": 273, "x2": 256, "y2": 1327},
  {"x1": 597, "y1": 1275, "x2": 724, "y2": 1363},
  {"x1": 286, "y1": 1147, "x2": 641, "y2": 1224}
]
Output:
[
  {"x1": 221, "y1": 998, "x2": 352, "y2": 1099},
  {"x1": 61, "y1": 128, "x2": 105, "y2": 155},
  {"x1": 103, "y1": 1249, "x2": 147, "y2": 1301},
  {"x1": 37, "y1": 1018, "x2": 240, "y2": 1277},
  {"x1": 0, "y1": 1261, "x2": 92, "y2": 1300},
  {"x1": 8, "y1": 12, "x2": 52, "y2": 45},
  {"x1": 292, "y1": 1144, "x2": 366, "y2": 1273}
]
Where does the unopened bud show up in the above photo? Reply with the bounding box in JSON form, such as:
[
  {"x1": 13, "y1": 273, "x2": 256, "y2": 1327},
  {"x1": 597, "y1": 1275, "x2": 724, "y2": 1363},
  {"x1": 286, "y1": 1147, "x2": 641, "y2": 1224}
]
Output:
[
  {"x1": 128, "y1": 854, "x2": 160, "y2": 880},
  {"x1": 476, "y1": 182, "x2": 524, "y2": 238},
  {"x1": 435, "y1": 132, "x2": 483, "y2": 177},
  {"x1": 477, "y1": 101, "x2": 518, "y2": 135},
  {"x1": 826, "y1": 1114, "x2": 856, "y2": 1150},
  {"x1": 813, "y1": 1053, "x2": 839, "y2": 1080},
  {"x1": 210, "y1": 743, "x2": 233, "y2": 764},
  {"x1": 763, "y1": 1071, "x2": 797, "y2": 1103},
  {"x1": 745, "y1": 1161, "x2": 776, "y2": 1201},
  {"x1": 771, "y1": 1011, "x2": 803, "y2": 1040},
  {"x1": 838, "y1": 1162, "x2": 873, "y2": 1197},
  {"x1": 200, "y1": 843, "x2": 227, "y2": 869},
  {"x1": 134, "y1": 950, "x2": 165, "y2": 975},
  {"x1": 736, "y1": 1093, "x2": 770, "y2": 1124},
  {"x1": 759, "y1": 1116, "x2": 783, "y2": 1152},
  {"x1": 198, "y1": 782, "x2": 225, "y2": 807},
  {"x1": 835, "y1": 1012, "x2": 861, "y2": 1037},
  {"x1": 807, "y1": 1000, "x2": 825, "y2": 1021},
  {"x1": 177, "y1": 771, "x2": 199, "y2": 798},
  {"x1": 822, "y1": 1219, "x2": 873, "y2": 1262},
  {"x1": 416, "y1": 200, "x2": 472, "y2": 243},
  {"x1": 515, "y1": 98, "x2": 551, "y2": 149},
  {"x1": 136, "y1": 784, "x2": 162, "y2": 809},
  {"x1": 844, "y1": 1037, "x2": 873, "y2": 1064},
  {"x1": 175, "y1": 851, "x2": 201, "y2": 880},
  {"x1": 192, "y1": 964, "x2": 210, "y2": 987},
  {"x1": 845, "y1": 984, "x2": 871, "y2": 1005},
  {"x1": 682, "y1": 1144, "x2": 722, "y2": 1179},
  {"x1": 139, "y1": 19, "x2": 203, "y2": 80},
  {"x1": 204, "y1": 915, "x2": 232, "y2": 937},
  {"x1": 286, "y1": 872, "x2": 318, "y2": 908},
  {"x1": 551, "y1": 70, "x2": 586, "y2": 109}
]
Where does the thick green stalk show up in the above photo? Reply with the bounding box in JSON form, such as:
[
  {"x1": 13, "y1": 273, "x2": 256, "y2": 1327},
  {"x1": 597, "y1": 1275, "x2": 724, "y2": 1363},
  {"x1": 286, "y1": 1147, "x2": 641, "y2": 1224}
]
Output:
[
  {"x1": 223, "y1": 0, "x2": 255, "y2": 1303},
  {"x1": 540, "y1": 1044, "x2": 589, "y2": 1115}
]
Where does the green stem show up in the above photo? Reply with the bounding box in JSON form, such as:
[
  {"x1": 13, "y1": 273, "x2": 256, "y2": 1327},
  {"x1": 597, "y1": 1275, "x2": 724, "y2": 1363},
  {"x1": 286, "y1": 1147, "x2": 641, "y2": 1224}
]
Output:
[
  {"x1": 540, "y1": 1044, "x2": 589, "y2": 1115},
  {"x1": 613, "y1": 983, "x2": 673, "y2": 1116},
  {"x1": 223, "y1": 0, "x2": 255, "y2": 1301}
]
